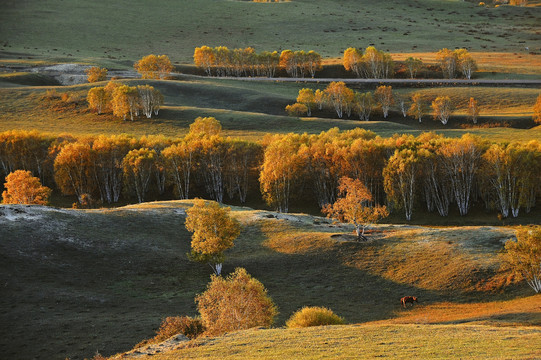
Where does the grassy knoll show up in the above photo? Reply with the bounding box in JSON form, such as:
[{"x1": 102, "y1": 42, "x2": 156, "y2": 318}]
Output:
[
  {"x1": 1, "y1": 201, "x2": 539, "y2": 359},
  {"x1": 0, "y1": 77, "x2": 539, "y2": 141},
  {"x1": 1, "y1": 0, "x2": 540, "y2": 64},
  {"x1": 137, "y1": 323, "x2": 541, "y2": 360}
]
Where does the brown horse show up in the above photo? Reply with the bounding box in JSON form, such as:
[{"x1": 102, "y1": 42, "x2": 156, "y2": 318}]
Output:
[{"x1": 401, "y1": 296, "x2": 418, "y2": 308}]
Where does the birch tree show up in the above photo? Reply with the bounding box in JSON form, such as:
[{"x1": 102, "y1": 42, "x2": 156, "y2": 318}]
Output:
[
  {"x1": 375, "y1": 85, "x2": 394, "y2": 118},
  {"x1": 324, "y1": 81, "x2": 354, "y2": 118},
  {"x1": 323, "y1": 176, "x2": 388, "y2": 239},
  {"x1": 122, "y1": 148, "x2": 157, "y2": 203},
  {"x1": 186, "y1": 199, "x2": 241, "y2": 276},
  {"x1": 2, "y1": 170, "x2": 51, "y2": 205},
  {"x1": 438, "y1": 135, "x2": 483, "y2": 216},
  {"x1": 162, "y1": 142, "x2": 194, "y2": 200},
  {"x1": 343, "y1": 47, "x2": 363, "y2": 77},
  {"x1": 137, "y1": 85, "x2": 164, "y2": 118},
  {"x1": 502, "y1": 226, "x2": 541, "y2": 293},
  {"x1": 432, "y1": 96, "x2": 453, "y2": 125},
  {"x1": 468, "y1": 97, "x2": 480, "y2": 124},
  {"x1": 436, "y1": 48, "x2": 458, "y2": 79},
  {"x1": 383, "y1": 149, "x2": 419, "y2": 221},
  {"x1": 87, "y1": 87, "x2": 108, "y2": 114},
  {"x1": 354, "y1": 92, "x2": 374, "y2": 121},
  {"x1": 296, "y1": 88, "x2": 315, "y2": 116},
  {"x1": 404, "y1": 57, "x2": 422, "y2": 79},
  {"x1": 408, "y1": 93, "x2": 426, "y2": 123}
]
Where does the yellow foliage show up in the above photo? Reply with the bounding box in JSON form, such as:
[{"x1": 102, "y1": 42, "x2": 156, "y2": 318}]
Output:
[
  {"x1": 185, "y1": 199, "x2": 241, "y2": 271},
  {"x1": 2, "y1": 170, "x2": 51, "y2": 205},
  {"x1": 286, "y1": 306, "x2": 345, "y2": 328},
  {"x1": 85, "y1": 66, "x2": 107, "y2": 83},
  {"x1": 134, "y1": 54, "x2": 173, "y2": 79},
  {"x1": 195, "y1": 268, "x2": 277, "y2": 336}
]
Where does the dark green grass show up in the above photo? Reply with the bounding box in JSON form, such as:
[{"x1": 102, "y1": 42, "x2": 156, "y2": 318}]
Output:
[{"x1": 1, "y1": 0, "x2": 540, "y2": 65}]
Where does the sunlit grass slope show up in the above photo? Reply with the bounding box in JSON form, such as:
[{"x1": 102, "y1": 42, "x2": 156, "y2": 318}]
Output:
[
  {"x1": 1, "y1": 0, "x2": 540, "y2": 64},
  {"x1": 1, "y1": 201, "x2": 538, "y2": 359},
  {"x1": 138, "y1": 323, "x2": 541, "y2": 360}
]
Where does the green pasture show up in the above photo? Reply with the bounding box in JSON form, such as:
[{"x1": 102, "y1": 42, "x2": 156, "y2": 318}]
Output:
[{"x1": 1, "y1": 0, "x2": 540, "y2": 65}]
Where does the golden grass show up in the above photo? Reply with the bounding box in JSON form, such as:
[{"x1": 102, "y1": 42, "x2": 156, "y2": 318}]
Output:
[
  {"x1": 370, "y1": 294, "x2": 541, "y2": 327},
  {"x1": 138, "y1": 323, "x2": 541, "y2": 360}
]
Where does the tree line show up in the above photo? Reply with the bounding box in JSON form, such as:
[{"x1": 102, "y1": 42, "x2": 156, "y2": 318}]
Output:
[
  {"x1": 1, "y1": 125, "x2": 540, "y2": 220},
  {"x1": 194, "y1": 46, "x2": 322, "y2": 78},
  {"x1": 193, "y1": 46, "x2": 477, "y2": 79},
  {"x1": 288, "y1": 82, "x2": 483, "y2": 125}
]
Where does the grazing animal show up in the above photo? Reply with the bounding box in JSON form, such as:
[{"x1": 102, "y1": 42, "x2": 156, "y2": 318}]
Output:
[{"x1": 401, "y1": 296, "x2": 418, "y2": 308}]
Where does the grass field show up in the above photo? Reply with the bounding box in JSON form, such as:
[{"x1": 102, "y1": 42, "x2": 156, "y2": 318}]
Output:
[
  {"x1": 1, "y1": 201, "x2": 539, "y2": 360},
  {"x1": 1, "y1": 0, "x2": 540, "y2": 65}
]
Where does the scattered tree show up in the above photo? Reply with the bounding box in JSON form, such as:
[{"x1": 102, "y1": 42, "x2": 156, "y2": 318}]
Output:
[
  {"x1": 408, "y1": 93, "x2": 426, "y2": 123},
  {"x1": 456, "y1": 49, "x2": 477, "y2": 80},
  {"x1": 533, "y1": 94, "x2": 541, "y2": 124},
  {"x1": 134, "y1": 54, "x2": 173, "y2": 79},
  {"x1": 285, "y1": 103, "x2": 308, "y2": 117},
  {"x1": 323, "y1": 176, "x2": 388, "y2": 239},
  {"x1": 502, "y1": 226, "x2": 541, "y2": 293},
  {"x1": 343, "y1": 47, "x2": 363, "y2": 77},
  {"x1": 324, "y1": 81, "x2": 354, "y2": 118},
  {"x1": 137, "y1": 85, "x2": 164, "y2": 118},
  {"x1": 404, "y1": 57, "x2": 423, "y2": 79},
  {"x1": 354, "y1": 92, "x2": 373, "y2": 121},
  {"x1": 383, "y1": 149, "x2": 419, "y2": 221},
  {"x1": 2, "y1": 170, "x2": 51, "y2": 205},
  {"x1": 468, "y1": 97, "x2": 479, "y2": 124},
  {"x1": 436, "y1": 48, "x2": 458, "y2": 79},
  {"x1": 375, "y1": 85, "x2": 394, "y2": 118},
  {"x1": 296, "y1": 88, "x2": 315, "y2": 116},
  {"x1": 185, "y1": 199, "x2": 241, "y2": 275},
  {"x1": 432, "y1": 96, "x2": 453, "y2": 125},
  {"x1": 195, "y1": 268, "x2": 278, "y2": 335},
  {"x1": 87, "y1": 87, "x2": 108, "y2": 114},
  {"x1": 85, "y1": 66, "x2": 108, "y2": 83}
]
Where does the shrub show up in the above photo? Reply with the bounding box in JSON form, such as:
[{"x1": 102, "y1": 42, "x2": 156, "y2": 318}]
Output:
[
  {"x1": 286, "y1": 306, "x2": 345, "y2": 328},
  {"x1": 285, "y1": 103, "x2": 308, "y2": 116},
  {"x1": 135, "y1": 316, "x2": 204, "y2": 348},
  {"x1": 196, "y1": 268, "x2": 278, "y2": 335}
]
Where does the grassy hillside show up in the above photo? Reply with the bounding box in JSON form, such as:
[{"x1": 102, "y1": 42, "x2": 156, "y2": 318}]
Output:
[
  {"x1": 136, "y1": 323, "x2": 541, "y2": 360},
  {"x1": 1, "y1": 201, "x2": 539, "y2": 359},
  {"x1": 1, "y1": 0, "x2": 540, "y2": 65},
  {"x1": 0, "y1": 77, "x2": 539, "y2": 141}
]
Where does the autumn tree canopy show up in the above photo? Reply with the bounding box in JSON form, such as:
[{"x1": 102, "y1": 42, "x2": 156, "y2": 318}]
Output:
[
  {"x1": 2, "y1": 170, "x2": 51, "y2": 205},
  {"x1": 85, "y1": 66, "x2": 108, "y2": 83},
  {"x1": 134, "y1": 54, "x2": 173, "y2": 79},
  {"x1": 185, "y1": 199, "x2": 241, "y2": 275},
  {"x1": 323, "y1": 176, "x2": 388, "y2": 239},
  {"x1": 503, "y1": 226, "x2": 541, "y2": 293}
]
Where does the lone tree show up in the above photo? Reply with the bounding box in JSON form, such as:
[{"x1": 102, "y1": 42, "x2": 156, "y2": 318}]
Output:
[
  {"x1": 85, "y1": 66, "x2": 107, "y2": 83},
  {"x1": 432, "y1": 96, "x2": 453, "y2": 125},
  {"x1": 195, "y1": 267, "x2": 278, "y2": 335},
  {"x1": 533, "y1": 94, "x2": 541, "y2": 125},
  {"x1": 323, "y1": 176, "x2": 388, "y2": 240},
  {"x1": 2, "y1": 170, "x2": 51, "y2": 205},
  {"x1": 375, "y1": 85, "x2": 394, "y2": 118},
  {"x1": 468, "y1": 97, "x2": 479, "y2": 124},
  {"x1": 185, "y1": 199, "x2": 241, "y2": 275},
  {"x1": 502, "y1": 226, "x2": 541, "y2": 293},
  {"x1": 408, "y1": 93, "x2": 426, "y2": 123}
]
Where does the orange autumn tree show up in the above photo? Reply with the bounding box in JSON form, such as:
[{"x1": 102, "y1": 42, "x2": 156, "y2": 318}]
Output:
[
  {"x1": 323, "y1": 176, "x2": 388, "y2": 240},
  {"x1": 134, "y1": 54, "x2": 173, "y2": 79},
  {"x1": 2, "y1": 170, "x2": 51, "y2": 205},
  {"x1": 185, "y1": 199, "x2": 241, "y2": 275},
  {"x1": 502, "y1": 226, "x2": 541, "y2": 293},
  {"x1": 533, "y1": 94, "x2": 541, "y2": 125},
  {"x1": 85, "y1": 66, "x2": 108, "y2": 83}
]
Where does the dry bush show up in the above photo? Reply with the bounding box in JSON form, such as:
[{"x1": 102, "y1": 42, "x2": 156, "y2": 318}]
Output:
[
  {"x1": 196, "y1": 268, "x2": 278, "y2": 336},
  {"x1": 286, "y1": 306, "x2": 345, "y2": 328}
]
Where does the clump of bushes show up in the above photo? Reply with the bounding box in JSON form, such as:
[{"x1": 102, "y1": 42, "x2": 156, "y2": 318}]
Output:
[{"x1": 286, "y1": 306, "x2": 345, "y2": 328}]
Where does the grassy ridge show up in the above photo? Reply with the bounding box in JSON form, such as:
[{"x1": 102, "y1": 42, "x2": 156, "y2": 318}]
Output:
[
  {"x1": 1, "y1": 0, "x2": 540, "y2": 64},
  {"x1": 1, "y1": 201, "x2": 537, "y2": 359}
]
